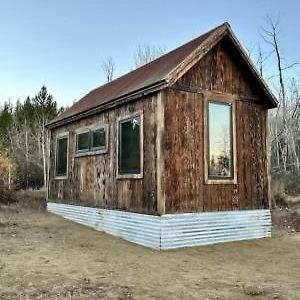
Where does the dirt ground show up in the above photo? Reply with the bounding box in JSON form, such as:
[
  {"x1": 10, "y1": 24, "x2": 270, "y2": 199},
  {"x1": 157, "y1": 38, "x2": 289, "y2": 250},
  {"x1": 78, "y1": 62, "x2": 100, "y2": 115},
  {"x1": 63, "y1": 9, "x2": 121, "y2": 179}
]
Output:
[{"x1": 0, "y1": 205, "x2": 299, "y2": 300}]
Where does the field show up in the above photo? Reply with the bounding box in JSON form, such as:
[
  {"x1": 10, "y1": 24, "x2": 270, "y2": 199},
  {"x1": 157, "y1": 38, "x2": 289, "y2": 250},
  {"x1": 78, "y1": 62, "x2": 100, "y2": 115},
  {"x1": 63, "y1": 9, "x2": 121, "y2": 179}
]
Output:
[{"x1": 0, "y1": 202, "x2": 300, "y2": 300}]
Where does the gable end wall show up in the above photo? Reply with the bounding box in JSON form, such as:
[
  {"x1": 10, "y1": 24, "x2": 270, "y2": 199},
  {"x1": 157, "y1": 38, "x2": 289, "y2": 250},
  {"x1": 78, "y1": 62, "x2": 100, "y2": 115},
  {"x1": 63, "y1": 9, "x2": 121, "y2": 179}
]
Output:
[{"x1": 162, "y1": 40, "x2": 269, "y2": 213}]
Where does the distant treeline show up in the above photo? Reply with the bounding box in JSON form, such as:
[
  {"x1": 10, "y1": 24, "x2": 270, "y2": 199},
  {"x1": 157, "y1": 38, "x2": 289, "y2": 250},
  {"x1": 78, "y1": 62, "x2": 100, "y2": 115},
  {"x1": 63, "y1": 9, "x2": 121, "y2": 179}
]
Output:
[
  {"x1": 0, "y1": 86, "x2": 64, "y2": 190},
  {"x1": 0, "y1": 18, "x2": 300, "y2": 198}
]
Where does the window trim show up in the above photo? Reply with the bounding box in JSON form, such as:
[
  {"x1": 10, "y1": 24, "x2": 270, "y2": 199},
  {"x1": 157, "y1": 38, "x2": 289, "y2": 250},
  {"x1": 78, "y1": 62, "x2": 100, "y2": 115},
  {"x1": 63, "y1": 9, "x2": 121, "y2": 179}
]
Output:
[
  {"x1": 74, "y1": 124, "x2": 109, "y2": 157},
  {"x1": 117, "y1": 112, "x2": 143, "y2": 179},
  {"x1": 54, "y1": 131, "x2": 69, "y2": 180},
  {"x1": 204, "y1": 95, "x2": 237, "y2": 185}
]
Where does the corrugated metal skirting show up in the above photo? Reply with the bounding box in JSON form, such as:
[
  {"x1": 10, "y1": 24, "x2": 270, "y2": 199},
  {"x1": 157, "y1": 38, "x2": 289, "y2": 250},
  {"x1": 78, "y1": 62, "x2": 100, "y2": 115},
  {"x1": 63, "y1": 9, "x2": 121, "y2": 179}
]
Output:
[
  {"x1": 47, "y1": 202, "x2": 161, "y2": 249},
  {"x1": 47, "y1": 202, "x2": 271, "y2": 250},
  {"x1": 160, "y1": 210, "x2": 271, "y2": 249}
]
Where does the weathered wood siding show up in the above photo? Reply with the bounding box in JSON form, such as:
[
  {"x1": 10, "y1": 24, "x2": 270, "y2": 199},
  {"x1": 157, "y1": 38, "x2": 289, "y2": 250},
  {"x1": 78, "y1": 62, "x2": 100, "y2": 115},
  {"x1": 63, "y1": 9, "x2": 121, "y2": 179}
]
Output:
[
  {"x1": 175, "y1": 37, "x2": 263, "y2": 100},
  {"x1": 163, "y1": 39, "x2": 269, "y2": 213},
  {"x1": 49, "y1": 38, "x2": 270, "y2": 215},
  {"x1": 49, "y1": 94, "x2": 158, "y2": 214}
]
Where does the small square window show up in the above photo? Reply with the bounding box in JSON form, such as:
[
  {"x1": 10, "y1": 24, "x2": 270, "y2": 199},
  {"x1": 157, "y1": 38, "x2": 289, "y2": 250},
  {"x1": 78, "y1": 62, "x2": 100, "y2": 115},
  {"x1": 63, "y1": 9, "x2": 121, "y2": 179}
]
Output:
[
  {"x1": 76, "y1": 131, "x2": 90, "y2": 153},
  {"x1": 91, "y1": 128, "x2": 106, "y2": 150}
]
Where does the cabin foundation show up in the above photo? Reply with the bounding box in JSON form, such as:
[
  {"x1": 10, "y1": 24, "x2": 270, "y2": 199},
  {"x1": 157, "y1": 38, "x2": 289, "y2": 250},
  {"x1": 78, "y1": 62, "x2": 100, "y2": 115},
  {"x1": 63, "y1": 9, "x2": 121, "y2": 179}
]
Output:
[{"x1": 48, "y1": 202, "x2": 271, "y2": 250}]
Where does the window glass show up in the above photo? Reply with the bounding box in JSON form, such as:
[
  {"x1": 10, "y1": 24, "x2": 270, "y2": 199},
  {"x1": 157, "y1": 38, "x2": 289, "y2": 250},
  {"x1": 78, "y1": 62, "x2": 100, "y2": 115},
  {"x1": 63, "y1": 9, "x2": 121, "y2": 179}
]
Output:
[
  {"x1": 56, "y1": 136, "x2": 68, "y2": 176},
  {"x1": 208, "y1": 101, "x2": 233, "y2": 178},
  {"x1": 119, "y1": 116, "x2": 141, "y2": 174},
  {"x1": 92, "y1": 128, "x2": 106, "y2": 149},
  {"x1": 76, "y1": 131, "x2": 90, "y2": 152}
]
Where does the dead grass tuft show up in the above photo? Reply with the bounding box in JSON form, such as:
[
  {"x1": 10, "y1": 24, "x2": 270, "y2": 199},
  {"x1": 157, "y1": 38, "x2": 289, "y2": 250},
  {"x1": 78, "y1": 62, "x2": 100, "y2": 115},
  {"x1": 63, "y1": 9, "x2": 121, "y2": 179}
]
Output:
[
  {"x1": 0, "y1": 279, "x2": 134, "y2": 300},
  {"x1": 242, "y1": 284, "x2": 265, "y2": 296}
]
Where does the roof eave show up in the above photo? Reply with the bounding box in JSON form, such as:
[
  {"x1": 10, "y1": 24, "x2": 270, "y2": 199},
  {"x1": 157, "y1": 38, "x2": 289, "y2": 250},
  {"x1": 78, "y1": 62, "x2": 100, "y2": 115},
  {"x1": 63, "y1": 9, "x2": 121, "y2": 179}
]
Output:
[{"x1": 46, "y1": 79, "x2": 167, "y2": 129}]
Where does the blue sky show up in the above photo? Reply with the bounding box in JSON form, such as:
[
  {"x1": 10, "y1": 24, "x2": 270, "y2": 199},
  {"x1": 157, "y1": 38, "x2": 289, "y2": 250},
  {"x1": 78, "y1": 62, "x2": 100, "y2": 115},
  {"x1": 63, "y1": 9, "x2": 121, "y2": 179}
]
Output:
[{"x1": 0, "y1": 0, "x2": 299, "y2": 107}]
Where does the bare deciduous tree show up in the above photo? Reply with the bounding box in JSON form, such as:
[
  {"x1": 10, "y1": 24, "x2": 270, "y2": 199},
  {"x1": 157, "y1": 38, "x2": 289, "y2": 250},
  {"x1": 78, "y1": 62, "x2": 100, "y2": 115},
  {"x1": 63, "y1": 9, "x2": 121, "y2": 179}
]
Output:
[
  {"x1": 133, "y1": 44, "x2": 166, "y2": 68},
  {"x1": 101, "y1": 57, "x2": 115, "y2": 83},
  {"x1": 261, "y1": 17, "x2": 287, "y2": 108},
  {"x1": 259, "y1": 16, "x2": 300, "y2": 176}
]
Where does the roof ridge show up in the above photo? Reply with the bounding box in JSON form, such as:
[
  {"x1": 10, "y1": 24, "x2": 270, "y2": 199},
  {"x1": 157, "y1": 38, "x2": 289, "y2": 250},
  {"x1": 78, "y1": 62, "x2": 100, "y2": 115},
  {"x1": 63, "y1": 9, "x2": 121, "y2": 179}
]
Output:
[{"x1": 164, "y1": 22, "x2": 230, "y2": 84}]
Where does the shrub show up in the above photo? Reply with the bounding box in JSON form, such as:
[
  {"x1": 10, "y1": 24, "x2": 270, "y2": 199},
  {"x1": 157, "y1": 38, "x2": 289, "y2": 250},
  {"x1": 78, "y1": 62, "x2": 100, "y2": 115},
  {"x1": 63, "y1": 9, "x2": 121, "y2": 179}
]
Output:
[
  {"x1": 15, "y1": 189, "x2": 47, "y2": 211},
  {"x1": 273, "y1": 193, "x2": 288, "y2": 208},
  {"x1": 0, "y1": 179, "x2": 16, "y2": 205},
  {"x1": 284, "y1": 176, "x2": 300, "y2": 196},
  {"x1": 272, "y1": 173, "x2": 300, "y2": 207},
  {"x1": 15, "y1": 160, "x2": 44, "y2": 190}
]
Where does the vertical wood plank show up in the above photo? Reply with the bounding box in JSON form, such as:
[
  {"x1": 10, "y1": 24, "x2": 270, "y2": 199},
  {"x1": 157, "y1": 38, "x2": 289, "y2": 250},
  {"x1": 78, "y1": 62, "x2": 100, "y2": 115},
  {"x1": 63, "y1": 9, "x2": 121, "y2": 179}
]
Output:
[{"x1": 156, "y1": 92, "x2": 165, "y2": 215}]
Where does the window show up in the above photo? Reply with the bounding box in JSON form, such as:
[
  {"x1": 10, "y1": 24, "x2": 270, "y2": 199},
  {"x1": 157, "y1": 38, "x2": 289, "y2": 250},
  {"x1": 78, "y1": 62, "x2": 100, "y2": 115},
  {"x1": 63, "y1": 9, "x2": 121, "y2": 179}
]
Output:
[
  {"x1": 76, "y1": 131, "x2": 90, "y2": 153},
  {"x1": 56, "y1": 135, "x2": 68, "y2": 177},
  {"x1": 207, "y1": 101, "x2": 233, "y2": 179},
  {"x1": 75, "y1": 125, "x2": 108, "y2": 156},
  {"x1": 91, "y1": 128, "x2": 106, "y2": 150},
  {"x1": 118, "y1": 114, "x2": 143, "y2": 177}
]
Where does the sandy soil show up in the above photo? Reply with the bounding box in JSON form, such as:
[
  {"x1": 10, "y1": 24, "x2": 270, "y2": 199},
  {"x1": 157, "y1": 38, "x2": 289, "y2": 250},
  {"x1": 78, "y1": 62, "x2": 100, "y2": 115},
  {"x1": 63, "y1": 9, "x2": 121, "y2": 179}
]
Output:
[{"x1": 0, "y1": 206, "x2": 299, "y2": 300}]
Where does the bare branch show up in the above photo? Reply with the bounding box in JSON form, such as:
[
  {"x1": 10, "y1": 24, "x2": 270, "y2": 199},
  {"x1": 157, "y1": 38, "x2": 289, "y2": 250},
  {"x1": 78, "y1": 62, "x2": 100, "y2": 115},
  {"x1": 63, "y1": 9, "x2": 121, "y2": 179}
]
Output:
[
  {"x1": 101, "y1": 57, "x2": 115, "y2": 83},
  {"x1": 255, "y1": 43, "x2": 274, "y2": 76},
  {"x1": 133, "y1": 44, "x2": 166, "y2": 68},
  {"x1": 281, "y1": 62, "x2": 300, "y2": 71}
]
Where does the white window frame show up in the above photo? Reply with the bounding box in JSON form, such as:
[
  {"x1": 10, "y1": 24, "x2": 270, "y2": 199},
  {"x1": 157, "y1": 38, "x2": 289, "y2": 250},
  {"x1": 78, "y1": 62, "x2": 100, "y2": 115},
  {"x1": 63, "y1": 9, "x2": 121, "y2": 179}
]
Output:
[
  {"x1": 117, "y1": 112, "x2": 143, "y2": 179},
  {"x1": 54, "y1": 131, "x2": 69, "y2": 180},
  {"x1": 75, "y1": 124, "x2": 109, "y2": 157}
]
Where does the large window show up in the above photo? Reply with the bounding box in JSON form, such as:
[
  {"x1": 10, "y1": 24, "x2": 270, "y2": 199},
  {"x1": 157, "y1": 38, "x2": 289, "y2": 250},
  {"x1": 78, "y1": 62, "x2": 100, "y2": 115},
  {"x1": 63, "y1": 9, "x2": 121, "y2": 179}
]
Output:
[
  {"x1": 118, "y1": 114, "x2": 142, "y2": 177},
  {"x1": 207, "y1": 101, "x2": 233, "y2": 179},
  {"x1": 75, "y1": 126, "x2": 107, "y2": 155},
  {"x1": 56, "y1": 135, "x2": 68, "y2": 177}
]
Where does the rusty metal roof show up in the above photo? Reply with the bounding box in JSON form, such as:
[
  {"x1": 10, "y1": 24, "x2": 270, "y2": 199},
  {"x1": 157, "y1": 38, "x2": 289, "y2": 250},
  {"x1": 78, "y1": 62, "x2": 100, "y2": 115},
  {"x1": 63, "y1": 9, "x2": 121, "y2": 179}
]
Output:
[{"x1": 48, "y1": 22, "x2": 277, "y2": 128}]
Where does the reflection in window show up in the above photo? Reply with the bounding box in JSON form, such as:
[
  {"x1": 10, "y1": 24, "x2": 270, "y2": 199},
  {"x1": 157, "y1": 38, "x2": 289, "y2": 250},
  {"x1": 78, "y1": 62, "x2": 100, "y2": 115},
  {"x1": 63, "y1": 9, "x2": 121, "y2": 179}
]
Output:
[
  {"x1": 208, "y1": 101, "x2": 233, "y2": 179},
  {"x1": 118, "y1": 116, "x2": 141, "y2": 175}
]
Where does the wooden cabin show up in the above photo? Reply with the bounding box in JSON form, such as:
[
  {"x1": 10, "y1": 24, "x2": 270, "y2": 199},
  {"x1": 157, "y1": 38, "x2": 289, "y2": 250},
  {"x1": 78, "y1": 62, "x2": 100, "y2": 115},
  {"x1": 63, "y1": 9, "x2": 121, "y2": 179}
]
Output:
[{"x1": 47, "y1": 23, "x2": 277, "y2": 249}]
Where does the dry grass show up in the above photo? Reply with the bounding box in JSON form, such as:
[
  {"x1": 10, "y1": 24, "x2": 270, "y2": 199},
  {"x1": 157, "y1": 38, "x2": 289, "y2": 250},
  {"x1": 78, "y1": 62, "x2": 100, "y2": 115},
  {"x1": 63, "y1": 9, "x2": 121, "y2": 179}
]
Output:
[
  {"x1": 273, "y1": 205, "x2": 300, "y2": 233},
  {"x1": 0, "y1": 204, "x2": 299, "y2": 300},
  {"x1": 0, "y1": 189, "x2": 299, "y2": 299}
]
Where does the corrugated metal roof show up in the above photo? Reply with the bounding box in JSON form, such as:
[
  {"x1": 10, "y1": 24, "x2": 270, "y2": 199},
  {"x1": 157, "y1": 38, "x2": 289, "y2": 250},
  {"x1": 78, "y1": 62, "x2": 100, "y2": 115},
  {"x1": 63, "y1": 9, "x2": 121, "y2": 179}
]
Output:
[{"x1": 48, "y1": 22, "x2": 277, "y2": 128}]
